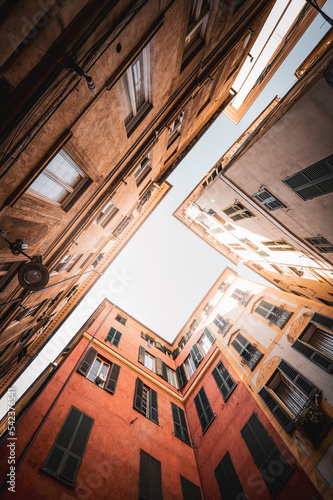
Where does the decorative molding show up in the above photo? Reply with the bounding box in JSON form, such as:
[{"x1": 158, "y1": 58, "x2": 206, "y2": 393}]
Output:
[
  {"x1": 255, "y1": 356, "x2": 280, "y2": 390},
  {"x1": 287, "y1": 312, "x2": 312, "y2": 344}
]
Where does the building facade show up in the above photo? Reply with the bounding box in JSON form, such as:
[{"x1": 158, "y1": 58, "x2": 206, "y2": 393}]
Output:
[
  {"x1": 174, "y1": 33, "x2": 333, "y2": 304},
  {"x1": 0, "y1": 268, "x2": 332, "y2": 498}
]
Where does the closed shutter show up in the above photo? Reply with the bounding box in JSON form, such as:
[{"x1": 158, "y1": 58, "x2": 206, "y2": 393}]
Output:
[
  {"x1": 138, "y1": 346, "x2": 145, "y2": 365},
  {"x1": 106, "y1": 327, "x2": 122, "y2": 347},
  {"x1": 171, "y1": 403, "x2": 190, "y2": 445},
  {"x1": 105, "y1": 363, "x2": 121, "y2": 394},
  {"x1": 292, "y1": 339, "x2": 333, "y2": 373},
  {"x1": 259, "y1": 386, "x2": 294, "y2": 433},
  {"x1": 43, "y1": 407, "x2": 93, "y2": 487},
  {"x1": 241, "y1": 413, "x2": 292, "y2": 497},
  {"x1": 149, "y1": 389, "x2": 159, "y2": 424},
  {"x1": 190, "y1": 344, "x2": 203, "y2": 368},
  {"x1": 253, "y1": 189, "x2": 285, "y2": 211},
  {"x1": 214, "y1": 451, "x2": 245, "y2": 500},
  {"x1": 204, "y1": 327, "x2": 215, "y2": 345},
  {"x1": 282, "y1": 155, "x2": 333, "y2": 200},
  {"x1": 78, "y1": 347, "x2": 97, "y2": 376},
  {"x1": 139, "y1": 450, "x2": 162, "y2": 500},
  {"x1": 173, "y1": 348, "x2": 180, "y2": 359},
  {"x1": 156, "y1": 358, "x2": 168, "y2": 381},
  {"x1": 134, "y1": 377, "x2": 144, "y2": 413},
  {"x1": 176, "y1": 364, "x2": 188, "y2": 389},
  {"x1": 180, "y1": 476, "x2": 202, "y2": 500},
  {"x1": 212, "y1": 362, "x2": 236, "y2": 402},
  {"x1": 278, "y1": 360, "x2": 318, "y2": 399},
  {"x1": 194, "y1": 387, "x2": 214, "y2": 433},
  {"x1": 312, "y1": 313, "x2": 333, "y2": 331}
]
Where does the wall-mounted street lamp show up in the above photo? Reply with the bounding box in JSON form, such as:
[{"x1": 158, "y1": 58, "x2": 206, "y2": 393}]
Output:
[{"x1": 0, "y1": 231, "x2": 49, "y2": 291}]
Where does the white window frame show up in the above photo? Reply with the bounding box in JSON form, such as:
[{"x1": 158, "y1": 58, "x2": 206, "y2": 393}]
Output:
[
  {"x1": 167, "y1": 367, "x2": 178, "y2": 388},
  {"x1": 144, "y1": 351, "x2": 155, "y2": 373},
  {"x1": 134, "y1": 153, "x2": 152, "y2": 187},
  {"x1": 94, "y1": 200, "x2": 118, "y2": 227},
  {"x1": 86, "y1": 357, "x2": 110, "y2": 388},
  {"x1": 183, "y1": 0, "x2": 210, "y2": 64},
  {"x1": 184, "y1": 355, "x2": 196, "y2": 379}
]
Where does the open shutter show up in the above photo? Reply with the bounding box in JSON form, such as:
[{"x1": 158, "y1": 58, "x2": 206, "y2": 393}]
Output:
[
  {"x1": 105, "y1": 363, "x2": 121, "y2": 394},
  {"x1": 134, "y1": 377, "x2": 144, "y2": 413},
  {"x1": 282, "y1": 155, "x2": 333, "y2": 200},
  {"x1": 259, "y1": 386, "x2": 294, "y2": 433},
  {"x1": 112, "y1": 328, "x2": 122, "y2": 347},
  {"x1": 214, "y1": 451, "x2": 245, "y2": 500},
  {"x1": 278, "y1": 360, "x2": 318, "y2": 399},
  {"x1": 156, "y1": 358, "x2": 168, "y2": 381},
  {"x1": 231, "y1": 334, "x2": 249, "y2": 355},
  {"x1": 190, "y1": 344, "x2": 203, "y2": 368},
  {"x1": 138, "y1": 345, "x2": 145, "y2": 365},
  {"x1": 180, "y1": 476, "x2": 202, "y2": 500},
  {"x1": 204, "y1": 327, "x2": 215, "y2": 345},
  {"x1": 149, "y1": 389, "x2": 159, "y2": 424},
  {"x1": 78, "y1": 347, "x2": 97, "y2": 376},
  {"x1": 312, "y1": 313, "x2": 333, "y2": 331},
  {"x1": 176, "y1": 364, "x2": 188, "y2": 389},
  {"x1": 172, "y1": 348, "x2": 179, "y2": 359},
  {"x1": 292, "y1": 339, "x2": 333, "y2": 373}
]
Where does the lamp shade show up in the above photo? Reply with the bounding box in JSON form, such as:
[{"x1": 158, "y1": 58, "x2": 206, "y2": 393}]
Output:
[{"x1": 18, "y1": 261, "x2": 49, "y2": 291}]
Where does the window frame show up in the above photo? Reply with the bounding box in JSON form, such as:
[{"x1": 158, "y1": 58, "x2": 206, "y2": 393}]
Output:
[
  {"x1": 194, "y1": 386, "x2": 215, "y2": 434},
  {"x1": 134, "y1": 377, "x2": 159, "y2": 425},
  {"x1": 214, "y1": 451, "x2": 245, "y2": 500},
  {"x1": 231, "y1": 333, "x2": 263, "y2": 371},
  {"x1": 134, "y1": 153, "x2": 152, "y2": 187},
  {"x1": 252, "y1": 188, "x2": 285, "y2": 211},
  {"x1": 254, "y1": 300, "x2": 293, "y2": 329},
  {"x1": 139, "y1": 449, "x2": 163, "y2": 500},
  {"x1": 78, "y1": 347, "x2": 121, "y2": 394},
  {"x1": 171, "y1": 403, "x2": 191, "y2": 446},
  {"x1": 167, "y1": 111, "x2": 184, "y2": 148},
  {"x1": 305, "y1": 237, "x2": 333, "y2": 253},
  {"x1": 180, "y1": 475, "x2": 202, "y2": 500},
  {"x1": 105, "y1": 327, "x2": 122, "y2": 348},
  {"x1": 182, "y1": 0, "x2": 210, "y2": 69},
  {"x1": 94, "y1": 199, "x2": 119, "y2": 228},
  {"x1": 212, "y1": 361, "x2": 237, "y2": 402}
]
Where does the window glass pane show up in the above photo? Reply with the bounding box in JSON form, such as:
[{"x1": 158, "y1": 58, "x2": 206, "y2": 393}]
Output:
[
  {"x1": 132, "y1": 53, "x2": 145, "y2": 110},
  {"x1": 47, "y1": 153, "x2": 82, "y2": 187},
  {"x1": 29, "y1": 173, "x2": 68, "y2": 202},
  {"x1": 86, "y1": 358, "x2": 101, "y2": 382}
]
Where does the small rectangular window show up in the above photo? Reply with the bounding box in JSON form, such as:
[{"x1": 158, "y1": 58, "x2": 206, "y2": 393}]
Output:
[
  {"x1": 223, "y1": 202, "x2": 253, "y2": 221},
  {"x1": 194, "y1": 387, "x2": 214, "y2": 433},
  {"x1": 139, "y1": 450, "x2": 163, "y2": 500},
  {"x1": 231, "y1": 333, "x2": 263, "y2": 370},
  {"x1": 197, "y1": 328, "x2": 215, "y2": 355},
  {"x1": 263, "y1": 240, "x2": 296, "y2": 252},
  {"x1": 253, "y1": 189, "x2": 285, "y2": 211},
  {"x1": 305, "y1": 237, "x2": 333, "y2": 253},
  {"x1": 231, "y1": 288, "x2": 253, "y2": 306},
  {"x1": 213, "y1": 314, "x2": 231, "y2": 335},
  {"x1": 78, "y1": 347, "x2": 120, "y2": 394},
  {"x1": 94, "y1": 200, "x2": 119, "y2": 227},
  {"x1": 167, "y1": 111, "x2": 184, "y2": 148},
  {"x1": 115, "y1": 314, "x2": 126, "y2": 325},
  {"x1": 105, "y1": 327, "x2": 122, "y2": 347},
  {"x1": 212, "y1": 361, "x2": 236, "y2": 402},
  {"x1": 255, "y1": 300, "x2": 292, "y2": 328},
  {"x1": 54, "y1": 254, "x2": 82, "y2": 273}
]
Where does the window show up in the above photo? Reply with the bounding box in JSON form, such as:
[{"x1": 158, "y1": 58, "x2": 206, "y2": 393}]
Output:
[
  {"x1": 171, "y1": 403, "x2": 191, "y2": 445},
  {"x1": 203, "y1": 303, "x2": 213, "y2": 316},
  {"x1": 214, "y1": 452, "x2": 245, "y2": 500},
  {"x1": 80, "y1": 253, "x2": 94, "y2": 269},
  {"x1": 282, "y1": 154, "x2": 333, "y2": 200},
  {"x1": 176, "y1": 364, "x2": 188, "y2": 389},
  {"x1": 255, "y1": 300, "x2": 292, "y2": 328},
  {"x1": 292, "y1": 313, "x2": 333, "y2": 373},
  {"x1": 134, "y1": 378, "x2": 159, "y2": 424},
  {"x1": 0, "y1": 261, "x2": 23, "y2": 292},
  {"x1": 120, "y1": 44, "x2": 152, "y2": 135},
  {"x1": 105, "y1": 327, "x2": 122, "y2": 347},
  {"x1": 54, "y1": 254, "x2": 81, "y2": 273},
  {"x1": 231, "y1": 288, "x2": 253, "y2": 306},
  {"x1": 197, "y1": 328, "x2": 215, "y2": 355},
  {"x1": 139, "y1": 450, "x2": 162, "y2": 500},
  {"x1": 180, "y1": 476, "x2": 202, "y2": 500},
  {"x1": 139, "y1": 346, "x2": 155, "y2": 372},
  {"x1": 259, "y1": 359, "x2": 319, "y2": 432},
  {"x1": 262, "y1": 240, "x2": 296, "y2": 252},
  {"x1": 223, "y1": 202, "x2": 253, "y2": 221},
  {"x1": 305, "y1": 237, "x2": 333, "y2": 253},
  {"x1": 182, "y1": 0, "x2": 210, "y2": 69},
  {"x1": 92, "y1": 252, "x2": 104, "y2": 268},
  {"x1": 231, "y1": 333, "x2": 263, "y2": 370},
  {"x1": 115, "y1": 314, "x2": 126, "y2": 325},
  {"x1": 134, "y1": 153, "x2": 152, "y2": 187},
  {"x1": 194, "y1": 387, "x2": 214, "y2": 433},
  {"x1": 253, "y1": 189, "x2": 285, "y2": 210},
  {"x1": 13, "y1": 301, "x2": 44, "y2": 322},
  {"x1": 184, "y1": 354, "x2": 196, "y2": 379},
  {"x1": 78, "y1": 347, "x2": 120, "y2": 394},
  {"x1": 167, "y1": 111, "x2": 184, "y2": 148},
  {"x1": 228, "y1": 243, "x2": 246, "y2": 251},
  {"x1": 241, "y1": 413, "x2": 292, "y2": 497},
  {"x1": 94, "y1": 200, "x2": 118, "y2": 227},
  {"x1": 213, "y1": 314, "x2": 231, "y2": 336},
  {"x1": 212, "y1": 361, "x2": 236, "y2": 402},
  {"x1": 42, "y1": 407, "x2": 93, "y2": 487},
  {"x1": 27, "y1": 150, "x2": 90, "y2": 210},
  {"x1": 166, "y1": 367, "x2": 178, "y2": 388}
]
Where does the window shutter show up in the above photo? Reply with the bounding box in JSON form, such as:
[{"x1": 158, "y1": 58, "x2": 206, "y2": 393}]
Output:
[
  {"x1": 176, "y1": 364, "x2": 188, "y2": 389},
  {"x1": 78, "y1": 347, "x2": 97, "y2": 376},
  {"x1": 241, "y1": 413, "x2": 292, "y2": 497},
  {"x1": 212, "y1": 363, "x2": 236, "y2": 402},
  {"x1": 292, "y1": 339, "x2": 333, "y2": 373},
  {"x1": 139, "y1": 450, "x2": 150, "y2": 500},
  {"x1": 231, "y1": 333, "x2": 249, "y2": 355},
  {"x1": 139, "y1": 450, "x2": 162, "y2": 500},
  {"x1": 312, "y1": 313, "x2": 333, "y2": 331},
  {"x1": 194, "y1": 388, "x2": 214, "y2": 433},
  {"x1": 282, "y1": 155, "x2": 333, "y2": 200},
  {"x1": 106, "y1": 327, "x2": 121, "y2": 347},
  {"x1": 258, "y1": 386, "x2": 294, "y2": 433},
  {"x1": 43, "y1": 407, "x2": 93, "y2": 487},
  {"x1": 180, "y1": 476, "x2": 202, "y2": 500},
  {"x1": 171, "y1": 403, "x2": 190, "y2": 445},
  {"x1": 138, "y1": 345, "x2": 145, "y2": 365},
  {"x1": 149, "y1": 389, "x2": 159, "y2": 424},
  {"x1": 105, "y1": 363, "x2": 121, "y2": 394},
  {"x1": 150, "y1": 455, "x2": 162, "y2": 500},
  {"x1": 173, "y1": 348, "x2": 179, "y2": 359},
  {"x1": 278, "y1": 360, "x2": 318, "y2": 399},
  {"x1": 253, "y1": 189, "x2": 285, "y2": 211},
  {"x1": 134, "y1": 377, "x2": 144, "y2": 413},
  {"x1": 190, "y1": 343, "x2": 203, "y2": 368},
  {"x1": 214, "y1": 451, "x2": 245, "y2": 500},
  {"x1": 204, "y1": 327, "x2": 215, "y2": 345},
  {"x1": 156, "y1": 358, "x2": 168, "y2": 381}
]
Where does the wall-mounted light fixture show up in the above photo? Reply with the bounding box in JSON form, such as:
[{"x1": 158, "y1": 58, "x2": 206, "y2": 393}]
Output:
[{"x1": 0, "y1": 231, "x2": 49, "y2": 291}]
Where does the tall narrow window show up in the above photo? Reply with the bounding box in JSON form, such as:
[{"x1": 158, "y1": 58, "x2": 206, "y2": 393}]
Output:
[
  {"x1": 197, "y1": 328, "x2": 215, "y2": 355},
  {"x1": 139, "y1": 450, "x2": 163, "y2": 500},
  {"x1": 139, "y1": 346, "x2": 155, "y2": 373},
  {"x1": 134, "y1": 377, "x2": 159, "y2": 424},
  {"x1": 120, "y1": 44, "x2": 152, "y2": 135},
  {"x1": 180, "y1": 476, "x2": 202, "y2": 500},
  {"x1": 194, "y1": 387, "x2": 214, "y2": 433},
  {"x1": 115, "y1": 314, "x2": 126, "y2": 325},
  {"x1": 78, "y1": 347, "x2": 120, "y2": 394},
  {"x1": 54, "y1": 254, "x2": 82, "y2": 273},
  {"x1": 184, "y1": 354, "x2": 196, "y2": 378},
  {"x1": 42, "y1": 407, "x2": 94, "y2": 487},
  {"x1": 212, "y1": 361, "x2": 236, "y2": 402},
  {"x1": 135, "y1": 153, "x2": 152, "y2": 187},
  {"x1": 94, "y1": 200, "x2": 118, "y2": 227},
  {"x1": 241, "y1": 413, "x2": 292, "y2": 496},
  {"x1": 27, "y1": 150, "x2": 90, "y2": 210},
  {"x1": 282, "y1": 154, "x2": 333, "y2": 200},
  {"x1": 255, "y1": 300, "x2": 292, "y2": 328},
  {"x1": 182, "y1": 0, "x2": 210, "y2": 69},
  {"x1": 231, "y1": 333, "x2": 263, "y2": 370},
  {"x1": 105, "y1": 327, "x2": 122, "y2": 348},
  {"x1": 176, "y1": 364, "x2": 188, "y2": 389},
  {"x1": 167, "y1": 111, "x2": 184, "y2": 148},
  {"x1": 171, "y1": 403, "x2": 191, "y2": 445},
  {"x1": 214, "y1": 452, "x2": 245, "y2": 500},
  {"x1": 213, "y1": 314, "x2": 232, "y2": 335}
]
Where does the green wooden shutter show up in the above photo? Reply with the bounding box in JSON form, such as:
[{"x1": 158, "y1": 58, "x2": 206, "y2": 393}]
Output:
[
  {"x1": 106, "y1": 327, "x2": 122, "y2": 347},
  {"x1": 212, "y1": 362, "x2": 236, "y2": 402},
  {"x1": 176, "y1": 364, "x2": 188, "y2": 389},
  {"x1": 139, "y1": 450, "x2": 162, "y2": 500},
  {"x1": 292, "y1": 339, "x2": 333, "y2": 373},
  {"x1": 134, "y1": 377, "x2": 144, "y2": 413},
  {"x1": 241, "y1": 413, "x2": 292, "y2": 497},
  {"x1": 43, "y1": 407, "x2": 93, "y2": 487},
  {"x1": 173, "y1": 348, "x2": 180, "y2": 359},
  {"x1": 204, "y1": 327, "x2": 215, "y2": 345},
  {"x1": 194, "y1": 387, "x2": 214, "y2": 433},
  {"x1": 214, "y1": 451, "x2": 245, "y2": 500},
  {"x1": 156, "y1": 358, "x2": 168, "y2": 381},
  {"x1": 149, "y1": 389, "x2": 159, "y2": 424},
  {"x1": 258, "y1": 386, "x2": 294, "y2": 433},
  {"x1": 180, "y1": 476, "x2": 202, "y2": 500},
  {"x1": 78, "y1": 347, "x2": 97, "y2": 376},
  {"x1": 278, "y1": 360, "x2": 318, "y2": 399},
  {"x1": 171, "y1": 403, "x2": 190, "y2": 445},
  {"x1": 138, "y1": 345, "x2": 145, "y2": 365},
  {"x1": 253, "y1": 189, "x2": 285, "y2": 211},
  {"x1": 105, "y1": 363, "x2": 121, "y2": 394},
  {"x1": 190, "y1": 343, "x2": 203, "y2": 368}
]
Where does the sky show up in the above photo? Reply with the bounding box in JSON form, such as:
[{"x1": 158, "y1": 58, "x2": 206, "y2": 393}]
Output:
[{"x1": 0, "y1": 2, "x2": 332, "y2": 419}]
